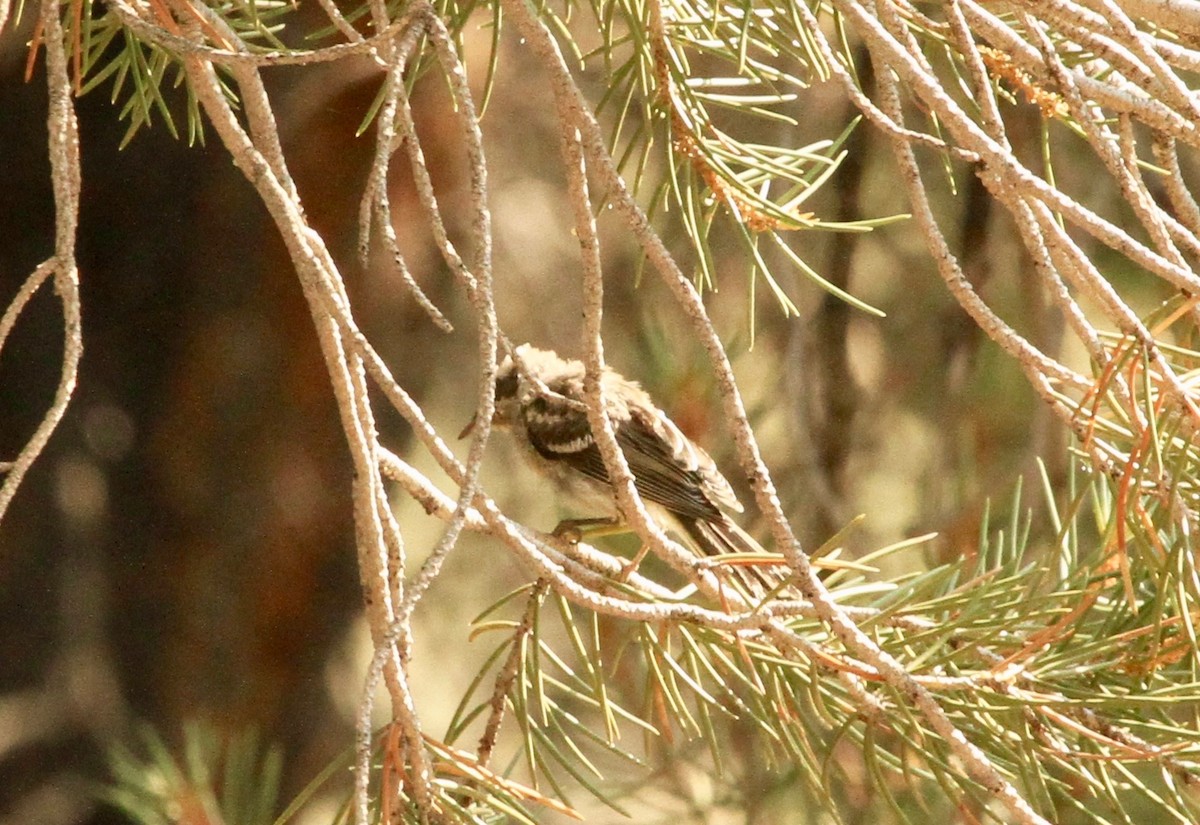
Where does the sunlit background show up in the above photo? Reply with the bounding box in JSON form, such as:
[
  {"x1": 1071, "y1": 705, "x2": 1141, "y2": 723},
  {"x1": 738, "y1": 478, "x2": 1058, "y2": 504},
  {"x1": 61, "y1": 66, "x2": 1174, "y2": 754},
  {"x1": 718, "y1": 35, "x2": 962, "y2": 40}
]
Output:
[{"x1": 0, "y1": 6, "x2": 1149, "y2": 822}]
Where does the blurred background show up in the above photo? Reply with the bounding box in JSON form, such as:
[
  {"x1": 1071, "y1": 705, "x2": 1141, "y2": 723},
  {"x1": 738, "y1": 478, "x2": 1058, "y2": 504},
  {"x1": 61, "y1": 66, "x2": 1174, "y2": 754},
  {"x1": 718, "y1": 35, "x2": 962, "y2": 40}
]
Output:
[{"x1": 0, "y1": 9, "x2": 1096, "y2": 823}]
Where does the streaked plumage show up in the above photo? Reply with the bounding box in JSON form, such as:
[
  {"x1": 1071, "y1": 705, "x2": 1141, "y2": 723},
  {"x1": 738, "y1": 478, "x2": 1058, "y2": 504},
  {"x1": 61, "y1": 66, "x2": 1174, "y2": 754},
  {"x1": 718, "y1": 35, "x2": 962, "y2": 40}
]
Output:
[{"x1": 486, "y1": 345, "x2": 764, "y2": 568}]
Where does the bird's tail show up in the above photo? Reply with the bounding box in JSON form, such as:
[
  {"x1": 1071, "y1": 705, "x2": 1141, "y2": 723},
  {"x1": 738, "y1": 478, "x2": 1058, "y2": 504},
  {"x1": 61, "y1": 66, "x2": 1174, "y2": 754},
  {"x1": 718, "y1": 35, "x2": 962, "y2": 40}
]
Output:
[{"x1": 680, "y1": 517, "x2": 785, "y2": 598}]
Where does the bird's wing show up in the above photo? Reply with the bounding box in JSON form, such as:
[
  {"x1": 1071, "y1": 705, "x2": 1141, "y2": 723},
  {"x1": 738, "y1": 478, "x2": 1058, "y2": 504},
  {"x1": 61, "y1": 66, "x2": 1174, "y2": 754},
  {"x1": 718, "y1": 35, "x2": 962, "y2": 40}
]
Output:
[
  {"x1": 632, "y1": 405, "x2": 743, "y2": 514},
  {"x1": 521, "y1": 394, "x2": 736, "y2": 522}
]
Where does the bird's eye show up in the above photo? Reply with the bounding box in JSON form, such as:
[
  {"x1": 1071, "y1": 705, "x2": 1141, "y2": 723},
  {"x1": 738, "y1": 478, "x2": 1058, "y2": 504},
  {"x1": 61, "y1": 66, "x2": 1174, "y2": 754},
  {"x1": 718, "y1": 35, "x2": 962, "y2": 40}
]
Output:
[{"x1": 496, "y1": 372, "x2": 519, "y2": 400}]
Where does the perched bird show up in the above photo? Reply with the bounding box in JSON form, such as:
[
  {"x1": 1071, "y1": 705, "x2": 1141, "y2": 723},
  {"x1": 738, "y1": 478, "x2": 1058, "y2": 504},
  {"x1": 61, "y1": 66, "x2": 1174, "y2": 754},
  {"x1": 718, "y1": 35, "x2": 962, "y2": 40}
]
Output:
[{"x1": 464, "y1": 344, "x2": 766, "y2": 580}]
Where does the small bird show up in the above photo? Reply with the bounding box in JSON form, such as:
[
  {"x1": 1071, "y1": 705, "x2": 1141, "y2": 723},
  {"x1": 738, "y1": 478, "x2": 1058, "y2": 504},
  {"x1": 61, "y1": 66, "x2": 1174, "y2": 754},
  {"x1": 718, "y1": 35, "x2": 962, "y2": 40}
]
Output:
[{"x1": 463, "y1": 344, "x2": 767, "y2": 582}]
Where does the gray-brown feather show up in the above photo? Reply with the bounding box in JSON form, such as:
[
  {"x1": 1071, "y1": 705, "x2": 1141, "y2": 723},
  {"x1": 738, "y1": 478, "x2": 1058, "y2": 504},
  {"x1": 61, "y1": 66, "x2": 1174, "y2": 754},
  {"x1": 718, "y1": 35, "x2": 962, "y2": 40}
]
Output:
[{"x1": 496, "y1": 345, "x2": 743, "y2": 530}]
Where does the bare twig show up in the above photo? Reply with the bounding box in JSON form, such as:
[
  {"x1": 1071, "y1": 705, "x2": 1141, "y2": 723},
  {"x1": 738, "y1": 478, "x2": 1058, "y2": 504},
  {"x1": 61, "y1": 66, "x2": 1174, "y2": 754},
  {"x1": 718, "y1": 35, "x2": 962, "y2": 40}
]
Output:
[{"x1": 0, "y1": 0, "x2": 83, "y2": 525}]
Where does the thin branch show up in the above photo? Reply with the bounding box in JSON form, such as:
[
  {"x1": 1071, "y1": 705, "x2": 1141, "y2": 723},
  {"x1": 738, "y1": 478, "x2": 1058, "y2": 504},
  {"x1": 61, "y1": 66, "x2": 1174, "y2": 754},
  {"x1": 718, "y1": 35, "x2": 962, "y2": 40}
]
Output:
[
  {"x1": 0, "y1": 0, "x2": 83, "y2": 525},
  {"x1": 157, "y1": 0, "x2": 440, "y2": 811}
]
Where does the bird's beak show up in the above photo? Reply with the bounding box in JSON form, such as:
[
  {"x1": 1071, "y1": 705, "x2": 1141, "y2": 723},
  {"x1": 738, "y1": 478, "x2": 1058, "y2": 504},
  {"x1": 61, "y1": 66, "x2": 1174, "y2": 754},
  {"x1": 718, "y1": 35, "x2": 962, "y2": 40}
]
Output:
[{"x1": 458, "y1": 415, "x2": 478, "y2": 440}]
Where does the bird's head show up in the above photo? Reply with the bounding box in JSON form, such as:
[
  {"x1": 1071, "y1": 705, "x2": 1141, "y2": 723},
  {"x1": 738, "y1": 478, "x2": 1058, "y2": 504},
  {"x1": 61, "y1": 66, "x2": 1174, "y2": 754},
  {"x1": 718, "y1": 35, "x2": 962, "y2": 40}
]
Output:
[{"x1": 459, "y1": 344, "x2": 570, "y2": 438}]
